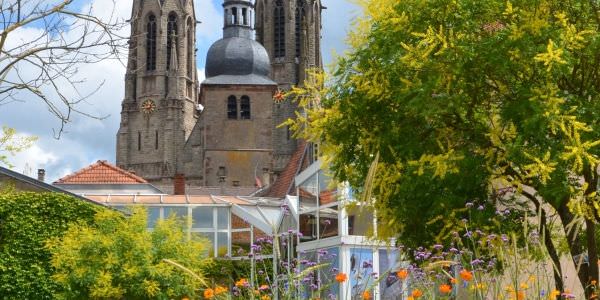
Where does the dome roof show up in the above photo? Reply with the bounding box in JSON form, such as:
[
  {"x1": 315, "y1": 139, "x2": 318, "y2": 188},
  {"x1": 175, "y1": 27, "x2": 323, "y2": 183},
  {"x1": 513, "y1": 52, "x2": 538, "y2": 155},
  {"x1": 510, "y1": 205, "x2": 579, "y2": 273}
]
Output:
[{"x1": 205, "y1": 37, "x2": 271, "y2": 79}]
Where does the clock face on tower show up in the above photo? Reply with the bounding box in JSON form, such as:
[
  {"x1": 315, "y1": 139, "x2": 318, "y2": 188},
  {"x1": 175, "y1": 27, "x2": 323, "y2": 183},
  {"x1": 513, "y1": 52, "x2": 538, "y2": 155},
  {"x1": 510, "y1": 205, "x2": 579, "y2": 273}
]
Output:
[{"x1": 141, "y1": 100, "x2": 156, "y2": 114}]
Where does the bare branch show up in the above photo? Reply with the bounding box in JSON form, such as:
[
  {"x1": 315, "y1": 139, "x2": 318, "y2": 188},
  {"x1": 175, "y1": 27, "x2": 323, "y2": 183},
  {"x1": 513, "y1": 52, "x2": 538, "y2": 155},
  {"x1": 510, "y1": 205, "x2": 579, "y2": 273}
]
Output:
[{"x1": 0, "y1": 0, "x2": 127, "y2": 136}]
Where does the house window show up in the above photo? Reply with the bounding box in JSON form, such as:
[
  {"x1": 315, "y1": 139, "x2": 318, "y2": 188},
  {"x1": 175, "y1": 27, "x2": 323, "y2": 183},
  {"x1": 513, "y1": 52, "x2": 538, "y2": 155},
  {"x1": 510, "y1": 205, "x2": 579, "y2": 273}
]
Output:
[
  {"x1": 137, "y1": 131, "x2": 141, "y2": 151},
  {"x1": 227, "y1": 96, "x2": 237, "y2": 119},
  {"x1": 274, "y1": 0, "x2": 285, "y2": 58},
  {"x1": 146, "y1": 14, "x2": 157, "y2": 71},
  {"x1": 240, "y1": 96, "x2": 250, "y2": 119},
  {"x1": 167, "y1": 13, "x2": 178, "y2": 70}
]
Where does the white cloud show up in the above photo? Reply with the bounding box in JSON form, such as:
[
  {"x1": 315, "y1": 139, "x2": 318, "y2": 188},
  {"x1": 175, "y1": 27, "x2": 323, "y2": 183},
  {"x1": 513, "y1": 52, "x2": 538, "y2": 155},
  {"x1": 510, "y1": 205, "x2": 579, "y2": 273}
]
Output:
[
  {"x1": 195, "y1": 0, "x2": 222, "y2": 41},
  {"x1": 10, "y1": 143, "x2": 58, "y2": 177}
]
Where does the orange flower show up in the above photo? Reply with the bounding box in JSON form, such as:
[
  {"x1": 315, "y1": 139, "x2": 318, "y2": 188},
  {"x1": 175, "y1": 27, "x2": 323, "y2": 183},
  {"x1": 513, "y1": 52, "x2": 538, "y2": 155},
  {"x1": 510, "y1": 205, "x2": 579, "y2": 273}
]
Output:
[
  {"x1": 397, "y1": 269, "x2": 409, "y2": 280},
  {"x1": 260, "y1": 296, "x2": 271, "y2": 300},
  {"x1": 460, "y1": 269, "x2": 473, "y2": 282},
  {"x1": 549, "y1": 290, "x2": 561, "y2": 297},
  {"x1": 335, "y1": 273, "x2": 348, "y2": 283},
  {"x1": 439, "y1": 284, "x2": 452, "y2": 294},
  {"x1": 182, "y1": 298, "x2": 190, "y2": 300},
  {"x1": 411, "y1": 289, "x2": 423, "y2": 298},
  {"x1": 450, "y1": 277, "x2": 457, "y2": 284},
  {"x1": 215, "y1": 286, "x2": 228, "y2": 294},
  {"x1": 592, "y1": 280, "x2": 598, "y2": 286},
  {"x1": 203, "y1": 288, "x2": 215, "y2": 299},
  {"x1": 407, "y1": 297, "x2": 414, "y2": 300},
  {"x1": 362, "y1": 290, "x2": 371, "y2": 300},
  {"x1": 235, "y1": 278, "x2": 248, "y2": 287}
]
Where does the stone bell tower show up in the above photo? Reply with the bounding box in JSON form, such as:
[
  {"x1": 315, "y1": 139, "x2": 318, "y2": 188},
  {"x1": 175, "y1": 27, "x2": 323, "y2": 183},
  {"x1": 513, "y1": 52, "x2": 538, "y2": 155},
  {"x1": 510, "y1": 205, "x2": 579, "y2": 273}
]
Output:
[
  {"x1": 255, "y1": 0, "x2": 323, "y2": 88},
  {"x1": 255, "y1": 0, "x2": 323, "y2": 173},
  {"x1": 116, "y1": 0, "x2": 199, "y2": 183}
]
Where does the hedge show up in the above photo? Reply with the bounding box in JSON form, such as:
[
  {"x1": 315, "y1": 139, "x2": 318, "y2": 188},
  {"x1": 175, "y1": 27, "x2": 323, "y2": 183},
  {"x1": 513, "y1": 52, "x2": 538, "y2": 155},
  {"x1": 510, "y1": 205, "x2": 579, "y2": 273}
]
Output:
[{"x1": 0, "y1": 191, "x2": 101, "y2": 299}]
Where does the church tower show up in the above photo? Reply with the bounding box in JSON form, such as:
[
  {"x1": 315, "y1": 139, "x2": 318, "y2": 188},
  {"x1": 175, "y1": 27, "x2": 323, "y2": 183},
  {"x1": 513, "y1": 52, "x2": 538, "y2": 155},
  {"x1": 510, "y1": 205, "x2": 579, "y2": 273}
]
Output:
[
  {"x1": 255, "y1": 0, "x2": 323, "y2": 173},
  {"x1": 116, "y1": 0, "x2": 199, "y2": 183},
  {"x1": 255, "y1": 0, "x2": 323, "y2": 88},
  {"x1": 181, "y1": 0, "x2": 277, "y2": 188}
]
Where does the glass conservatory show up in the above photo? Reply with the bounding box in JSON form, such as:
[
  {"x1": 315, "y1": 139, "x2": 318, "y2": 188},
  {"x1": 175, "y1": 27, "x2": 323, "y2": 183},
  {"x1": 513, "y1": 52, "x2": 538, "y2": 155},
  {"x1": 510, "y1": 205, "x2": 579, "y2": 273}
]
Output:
[
  {"x1": 87, "y1": 194, "x2": 284, "y2": 259},
  {"x1": 285, "y1": 160, "x2": 402, "y2": 300}
]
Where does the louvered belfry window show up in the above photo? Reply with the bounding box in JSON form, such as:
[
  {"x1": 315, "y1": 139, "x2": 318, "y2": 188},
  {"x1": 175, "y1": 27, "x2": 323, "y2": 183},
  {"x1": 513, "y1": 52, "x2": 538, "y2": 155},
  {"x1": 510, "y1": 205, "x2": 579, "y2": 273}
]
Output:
[
  {"x1": 167, "y1": 13, "x2": 178, "y2": 70},
  {"x1": 146, "y1": 14, "x2": 157, "y2": 71},
  {"x1": 295, "y1": 0, "x2": 305, "y2": 58},
  {"x1": 274, "y1": 0, "x2": 285, "y2": 58}
]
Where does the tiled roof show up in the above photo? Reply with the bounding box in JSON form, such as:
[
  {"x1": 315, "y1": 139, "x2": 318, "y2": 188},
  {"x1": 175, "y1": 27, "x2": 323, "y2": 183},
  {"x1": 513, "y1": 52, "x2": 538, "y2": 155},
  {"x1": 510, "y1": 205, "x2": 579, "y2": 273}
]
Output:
[
  {"x1": 0, "y1": 166, "x2": 107, "y2": 207},
  {"x1": 54, "y1": 160, "x2": 148, "y2": 184},
  {"x1": 264, "y1": 141, "x2": 308, "y2": 198}
]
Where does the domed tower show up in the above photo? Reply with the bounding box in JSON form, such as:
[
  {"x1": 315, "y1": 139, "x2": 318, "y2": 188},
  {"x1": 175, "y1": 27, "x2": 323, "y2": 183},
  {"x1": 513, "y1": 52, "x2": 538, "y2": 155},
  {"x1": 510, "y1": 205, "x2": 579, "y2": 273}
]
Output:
[{"x1": 183, "y1": 0, "x2": 277, "y2": 188}]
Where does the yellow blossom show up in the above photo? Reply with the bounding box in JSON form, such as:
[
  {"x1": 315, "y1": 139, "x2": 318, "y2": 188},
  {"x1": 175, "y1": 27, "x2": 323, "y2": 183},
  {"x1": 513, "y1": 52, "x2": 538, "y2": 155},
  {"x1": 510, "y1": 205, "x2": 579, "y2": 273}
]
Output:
[{"x1": 534, "y1": 40, "x2": 566, "y2": 72}]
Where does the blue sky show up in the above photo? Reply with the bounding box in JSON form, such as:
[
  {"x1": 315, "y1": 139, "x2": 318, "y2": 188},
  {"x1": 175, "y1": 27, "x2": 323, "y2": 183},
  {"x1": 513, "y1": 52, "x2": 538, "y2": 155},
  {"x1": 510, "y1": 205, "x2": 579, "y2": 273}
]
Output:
[{"x1": 0, "y1": 0, "x2": 360, "y2": 182}]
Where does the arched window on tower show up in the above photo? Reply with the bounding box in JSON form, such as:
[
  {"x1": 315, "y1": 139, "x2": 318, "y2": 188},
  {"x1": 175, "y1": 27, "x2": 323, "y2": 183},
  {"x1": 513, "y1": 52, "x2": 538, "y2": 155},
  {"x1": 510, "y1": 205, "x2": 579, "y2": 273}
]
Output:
[
  {"x1": 187, "y1": 18, "x2": 194, "y2": 78},
  {"x1": 232, "y1": 7, "x2": 238, "y2": 25},
  {"x1": 295, "y1": 0, "x2": 305, "y2": 58},
  {"x1": 146, "y1": 14, "x2": 157, "y2": 71},
  {"x1": 227, "y1": 96, "x2": 238, "y2": 119},
  {"x1": 242, "y1": 8, "x2": 248, "y2": 26},
  {"x1": 240, "y1": 96, "x2": 251, "y2": 119},
  {"x1": 167, "y1": 13, "x2": 178, "y2": 70},
  {"x1": 274, "y1": 0, "x2": 285, "y2": 58}
]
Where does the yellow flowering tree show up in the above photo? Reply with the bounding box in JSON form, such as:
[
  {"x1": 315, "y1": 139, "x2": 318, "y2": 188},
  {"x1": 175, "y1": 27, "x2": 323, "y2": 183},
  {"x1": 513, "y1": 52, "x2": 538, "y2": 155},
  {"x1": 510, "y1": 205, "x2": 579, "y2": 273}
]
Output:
[
  {"x1": 288, "y1": 0, "x2": 600, "y2": 297},
  {"x1": 48, "y1": 207, "x2": 211, "y2": 299}
]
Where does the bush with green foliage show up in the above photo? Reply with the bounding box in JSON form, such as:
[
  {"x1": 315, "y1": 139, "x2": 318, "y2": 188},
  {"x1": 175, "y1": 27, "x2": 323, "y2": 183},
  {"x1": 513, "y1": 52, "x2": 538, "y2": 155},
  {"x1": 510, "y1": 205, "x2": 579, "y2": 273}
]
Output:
[
  {"x1": 0, "y1": 191, "x2": 99, "y2": 299},
  {"x1": 48, "y1": 207, "x2": 211, "y2": 299}
]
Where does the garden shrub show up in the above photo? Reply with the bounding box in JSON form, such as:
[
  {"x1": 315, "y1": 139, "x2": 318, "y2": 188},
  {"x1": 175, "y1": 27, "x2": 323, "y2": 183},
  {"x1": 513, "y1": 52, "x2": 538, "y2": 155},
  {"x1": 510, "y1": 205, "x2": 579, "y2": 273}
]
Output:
[
  {"x1": 49, "y1": 207, "x2": 211, "y2": 299},
  {"x1": 0, "y1": 191, "x2": 100, "y2": 299}
]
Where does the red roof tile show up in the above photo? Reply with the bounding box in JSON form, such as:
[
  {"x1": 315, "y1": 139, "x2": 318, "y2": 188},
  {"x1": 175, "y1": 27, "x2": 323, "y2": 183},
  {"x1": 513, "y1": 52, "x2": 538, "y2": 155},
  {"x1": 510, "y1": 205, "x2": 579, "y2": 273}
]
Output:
[
  {"x1": 264, "y1": 141, "x2": 308, "y2": 198},
  {"x1": 54, "y1": 160, "x2": 148, "y2": 184}
]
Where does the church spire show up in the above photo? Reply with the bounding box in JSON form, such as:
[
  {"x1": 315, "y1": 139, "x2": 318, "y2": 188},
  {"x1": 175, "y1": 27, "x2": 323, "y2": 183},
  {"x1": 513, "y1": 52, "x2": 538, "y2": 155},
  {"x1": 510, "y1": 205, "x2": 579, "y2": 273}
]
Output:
[{"x1": 223, "y1": 0, "x2": 254, "y2": 39}]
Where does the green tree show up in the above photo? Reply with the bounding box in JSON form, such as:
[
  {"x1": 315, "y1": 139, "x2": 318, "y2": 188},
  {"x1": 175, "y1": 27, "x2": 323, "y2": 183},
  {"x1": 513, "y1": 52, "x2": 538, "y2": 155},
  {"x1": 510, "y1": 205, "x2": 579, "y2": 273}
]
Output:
[
  {"x1": 289, "y1": 0, "x2": 600, "y2": 296},
  {"x1": 0, "y1": 126, "x2": 37, "y2": 168},
  {"x1": 49, "y1": 207, "x2": 211, "y2": 299},
  {"x1": 0, "y1": 191, "x2": 99, "y2": 299}
]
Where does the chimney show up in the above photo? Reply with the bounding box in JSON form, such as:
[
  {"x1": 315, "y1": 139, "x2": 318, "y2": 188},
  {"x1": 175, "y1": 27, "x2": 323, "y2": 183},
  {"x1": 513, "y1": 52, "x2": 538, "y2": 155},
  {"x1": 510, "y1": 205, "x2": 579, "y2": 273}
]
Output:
[
  {"x1": 37, "y1": 169, "x2": 46, "y2": 182},
  {"x1": 174, "y1": 174, "x2": 185, "y2": 195}
]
